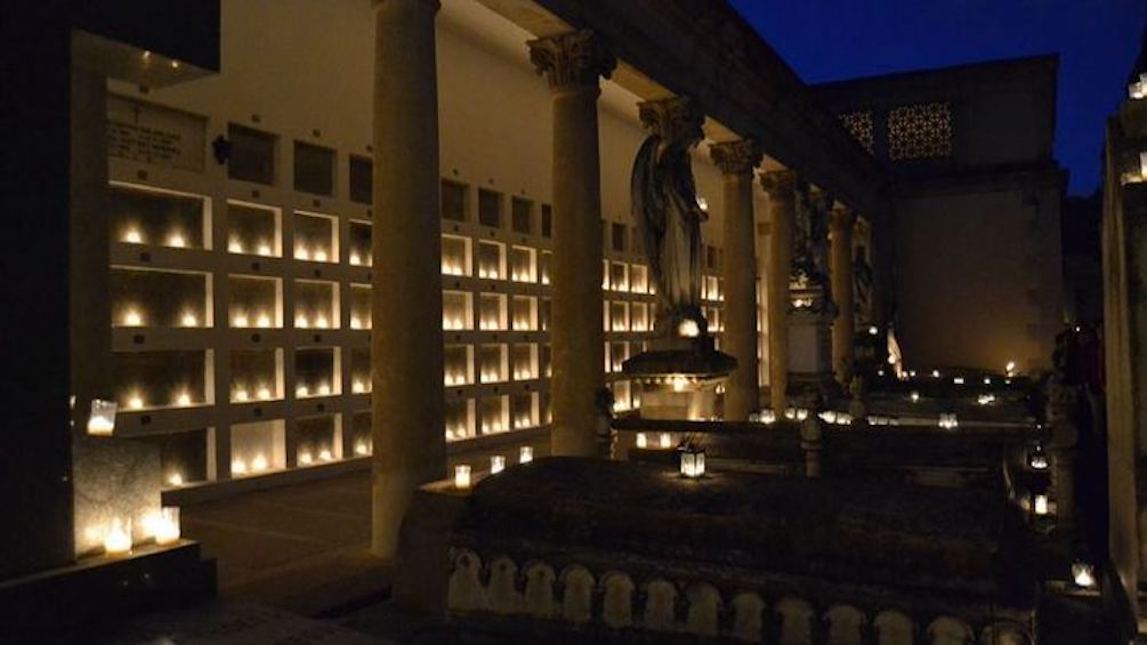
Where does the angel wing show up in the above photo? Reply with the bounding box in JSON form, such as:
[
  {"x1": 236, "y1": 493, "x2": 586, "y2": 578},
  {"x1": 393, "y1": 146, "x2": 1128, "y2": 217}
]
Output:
[{"x1": 631, "y1": 135, "x2": 667, "y2": 280}]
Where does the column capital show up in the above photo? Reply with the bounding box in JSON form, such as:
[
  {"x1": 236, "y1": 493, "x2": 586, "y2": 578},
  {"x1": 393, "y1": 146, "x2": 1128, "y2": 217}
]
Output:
[
  {"x1": 709, "y1": 138, "x2": 762, "y2": 176},
  {"x1": 830, "y1": 204, "x2": 857, "y2": 231},
  {"x1": 760, "y1": 169, "x2": 798, "y2": 198},
  {"x1": 527, "y1": 30, "x2": 616, "y2": 93},
  {"x1": 638, "y1": 96, "x2": 704, "y2": 146}
]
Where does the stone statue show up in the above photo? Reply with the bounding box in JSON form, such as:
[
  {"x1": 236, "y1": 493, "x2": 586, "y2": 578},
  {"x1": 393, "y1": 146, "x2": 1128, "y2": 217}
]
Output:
[{"x1": 632, "y1": 97, "x2": 708, "y2": 337}]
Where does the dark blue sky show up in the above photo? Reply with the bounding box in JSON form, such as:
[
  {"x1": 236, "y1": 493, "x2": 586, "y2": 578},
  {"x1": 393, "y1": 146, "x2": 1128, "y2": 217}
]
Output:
[{"x1": 729, "y1": 0, "x2": 1147, "y2": 196}]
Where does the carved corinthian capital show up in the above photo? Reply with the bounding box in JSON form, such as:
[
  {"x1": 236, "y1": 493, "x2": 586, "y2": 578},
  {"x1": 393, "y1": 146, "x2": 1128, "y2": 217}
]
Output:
[
  {"x1": 527, "y1": 30, "x2": 616, "y2": 92},
  {"x1": 637, "y1": 96, "x2": 704, "y2": 146},
  {"x1": 760, "y1": 169, "x2": 798, "y2": 198},
  {"x1": 709, "y1": 139, "x2": 762, "y2": 176}
]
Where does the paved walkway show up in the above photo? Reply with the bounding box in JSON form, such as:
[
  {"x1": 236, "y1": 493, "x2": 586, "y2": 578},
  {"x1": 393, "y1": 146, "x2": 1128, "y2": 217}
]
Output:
[{"x1": 181, "y1": 470, "x2": 391, "y2": 616}]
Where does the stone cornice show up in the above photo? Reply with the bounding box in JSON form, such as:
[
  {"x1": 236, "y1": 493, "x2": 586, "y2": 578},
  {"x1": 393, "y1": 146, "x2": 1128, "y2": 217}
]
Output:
[
  {"x1": 637, "y1": 96, "x2": 704, "y2": 146},
  {"x1": 527, "y1": 30, "x2": 616, "y2": 92},
  {"x1": 760, "y1": 170, "x2": 798, "y2": 198},
  {"x1": 709, "y1": 139, "x2": 762, "y2": 176}
]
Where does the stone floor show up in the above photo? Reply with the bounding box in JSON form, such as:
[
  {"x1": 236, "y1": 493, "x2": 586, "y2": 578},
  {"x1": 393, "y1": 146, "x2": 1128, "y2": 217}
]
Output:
[{"x1": 181, "y1": 470, "x2": 391, "y2": 616}]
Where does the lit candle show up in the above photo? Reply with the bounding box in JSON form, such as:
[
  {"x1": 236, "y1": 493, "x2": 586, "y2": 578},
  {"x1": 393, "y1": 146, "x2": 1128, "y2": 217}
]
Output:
[
  {"x1": 87, "y1": 399, "x2": 117, "y2": 436},
  {"x1": 104, "y1": 517, "x2": 132, "y2": 557},
  {"x1": 354, "y1": 440, "x2": 370, "y2": 456},
  {"x1": 295, "y1": 246, "x2": 310, "y2": 261},
  {"x1": 175, "y1": 391, "x2": 192, "y2": 407},
  {"x1": 123, "y1": 228, "x2": 143, "y2": 244},
  {"x1": 251, "y1": 455, "x2": 268, "y2": 472},
  {"x1": 257, "y1": 385, "x2": 272, "y2": 400},
  {"x1": 234, "y1": 388, "x2": 249, "y2": 402},
  {"x1": 636, "y1": 432, "x2": 648, "y2": 448},
  {"x1": 298, "y1": 450, "x2": 314, "y2": 466},
  {"x1": 145, "y1": 507, "x2": 180, "y2": 546},
  {"x1": 231, "y1": 459, "x2": 248, "y2": 475},
  {"x1": 317, "y1": 382, "x2": 331, "y2": 396},
  {"x1": 350, "y1": 316, "x2": 362, "y2": 330},
  {"x1": 296, "y1": 384, "x2": 310, "y2": 397},
  {"x1": 167, "y1": 472, "x2": 184, "y2": 487},
  {"x1": 319, "y1": 448, "x2": 333, "y2": 462},
  {"x1": 122, "y1": 309, "x2": 143, "y2": 327},
  {"x1": 350, "y1": 252, "x2": 361, "y2": 266},
  {"x1": 295, "y1": 314, "x2": 309, "y2": 328},
  {"x1": 454, "y1": 464, "x2": 472, "y2": 489},
  {"x1": 228, "y1": 238, "x2": 244, "y2": 253},
  {"x1": 180, "y1": 311, "x2": 198, "y2": 327},
  {"x1": 1034, "y1": 493, "x2": 1049, "y2": 516},
  {"x1": 233, "y1": 312, "x2": 250, "y2": 327},
  {"x1": 313, "y1": 249, "x2": 328, "y2": 263},
  {"x1": 659, "y1": 433, "x2": 672, "y2": 449},
  {"x1": 127, "y1": 393, "x2": 145, "y2": 410},
  {"x1": 167, "y1": 232, "x2": 186, "y2": 248},
  {"x1": 1072, "y1": 562, "x2": 1096, "y2": 588},
  {"x1": 256, "y1": 313, "x2": 272, "y2": 328},
  {"x1": 315, "y1": 314, "x2": 329, "y2": 329},
  {"x1": 257, "y1": 242, "x2": 273, "y2": 256},
  {"x1": 491, "y1": 455, "x2": 505, "y2": 474}
]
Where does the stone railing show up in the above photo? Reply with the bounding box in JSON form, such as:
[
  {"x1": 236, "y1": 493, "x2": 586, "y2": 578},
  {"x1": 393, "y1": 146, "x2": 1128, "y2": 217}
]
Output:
[{"x1": 445, "y1": 548, "x2": 1033, "y2": 644}]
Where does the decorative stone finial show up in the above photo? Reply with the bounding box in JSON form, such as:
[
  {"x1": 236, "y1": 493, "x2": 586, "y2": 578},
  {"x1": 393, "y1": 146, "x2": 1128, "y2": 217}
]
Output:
[
  {"x1": 527, "y1": 30, "x2": 616, "y2": 92},
  {"x1": 760, "y1": 169, "x2": 798, "y2": 197},
  {"x1": 709, "y1": 139, "x2": 762, "y2": 176},
  {"x1": 637, "y1": 96, "x2": 704, "y2": 147}
]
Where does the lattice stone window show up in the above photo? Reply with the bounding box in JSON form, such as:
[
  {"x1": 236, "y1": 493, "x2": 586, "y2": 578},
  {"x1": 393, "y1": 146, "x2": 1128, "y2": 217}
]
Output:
[
  {"x1": 839, "y1": 111, "x2": 874, "y2": 153},
  {"x1": 888, "y1": 102, "x2": 952, "y2": 160}
]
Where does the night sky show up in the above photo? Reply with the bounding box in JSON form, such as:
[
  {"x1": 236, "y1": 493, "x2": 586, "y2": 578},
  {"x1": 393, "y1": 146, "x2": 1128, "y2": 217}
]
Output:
[{"x1": 729, "y1": 0, "x2": 1147, "y2": 196}]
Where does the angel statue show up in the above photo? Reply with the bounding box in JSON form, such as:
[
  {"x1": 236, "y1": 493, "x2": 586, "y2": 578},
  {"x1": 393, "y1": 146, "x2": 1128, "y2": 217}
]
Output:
[{"x1": 631, "y1": 97, "x2": 708, "y2": 338}]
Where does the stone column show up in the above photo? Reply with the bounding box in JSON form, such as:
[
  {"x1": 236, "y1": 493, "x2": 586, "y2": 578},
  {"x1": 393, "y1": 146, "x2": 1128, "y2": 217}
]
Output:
[
  {"x1": 761, "y1": 170, "x2": 797, "y2": 414},
  {"x1": 829, "y1": 204, "x2": 856, "y2": 385},
  {"x1": 711, "y1": 140, "x2": 762, "y2": 420},
  {"x1": 371, "y1": 0, "x2": 445, "y2": 559},
  {"x1": 528, "y1": 31, "x2": 616, "y2": 456}
]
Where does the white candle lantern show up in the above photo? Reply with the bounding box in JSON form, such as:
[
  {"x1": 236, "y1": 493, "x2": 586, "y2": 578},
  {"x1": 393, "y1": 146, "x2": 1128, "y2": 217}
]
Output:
[
  {"x1": 152, "y1": 507, "x2": 181, "y2": 546},
  {"x1": 659, "y1": 432, "x2": 673, "y2": 449},
  {"x1": 679, "y1": 446, "x2": 706, "y2": 479},
  {"x1": 1071, "y1": 561, "x2": 1096, "y2": 588},
  {"x1": 635, "y1": 432, "x2": 648, "y2": 448},
  {"x1": 87, "y1": 399, "x2": 118, "y2": 436},
  {"x1": 519, "y1": 446, "x2": 533, "y2": 464},
  {"x1": 454, "y1": 464, "x2": 472, "y2": 490},
  {"x1": 490, "y1": 455, "x2": 505, "y2": 474},
  {"x1": 1033, "y1": 493, "x2": 1049, "y2": 516},
  {"x1": 1028, "y1": 443, "x2": 1049, "y2": 471},
  {"x1": 104, "y1": 517, "x2": 132, "y2": 557}
]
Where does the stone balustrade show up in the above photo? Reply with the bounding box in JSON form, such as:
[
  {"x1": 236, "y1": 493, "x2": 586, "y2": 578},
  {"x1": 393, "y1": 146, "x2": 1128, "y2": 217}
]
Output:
[{"x1": 445, "y1": 548, "x2": 1033, "y2": 644}]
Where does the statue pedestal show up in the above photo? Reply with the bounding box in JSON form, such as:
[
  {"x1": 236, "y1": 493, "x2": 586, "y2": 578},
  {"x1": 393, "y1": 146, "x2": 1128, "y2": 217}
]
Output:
[
  {"x1": 788, "y1": 307, "x2": 834, "y2": 397},
  {"x1": 623, "y1": 335, "x2": 736, "y2": 421}
]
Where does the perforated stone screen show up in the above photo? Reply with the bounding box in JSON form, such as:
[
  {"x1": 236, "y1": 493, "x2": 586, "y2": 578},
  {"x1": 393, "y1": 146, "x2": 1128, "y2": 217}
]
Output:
[
  {"x1": 888, "y1": 102, "x2": 952, "y2": 160},
  {"x1": 839, "y1": 111, "x2": 874, "y2": 153}
]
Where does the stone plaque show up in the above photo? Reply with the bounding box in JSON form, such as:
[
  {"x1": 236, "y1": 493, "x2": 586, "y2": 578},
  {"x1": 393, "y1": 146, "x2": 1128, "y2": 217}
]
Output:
[{"x1": 107, "y1": 94, "x2": 206, "y2": 171}]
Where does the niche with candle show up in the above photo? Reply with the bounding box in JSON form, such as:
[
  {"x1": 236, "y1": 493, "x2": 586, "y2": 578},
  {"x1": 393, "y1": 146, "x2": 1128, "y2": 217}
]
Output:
[
  {"x1": 631, "y1": 264, "x2": 649, "y2": 294},
  {"x1": 226, "y1": 201, "x2": 280, "y2": 256},
  {"x1": 349, "y1": 284, "x2": 372, "y2": 330},
  {"x1": 602, "y1": 303, "x2": 611, "y2": 332},
  {"x1": 348, "y1": 220, "x2": 372, "y2": 266},
  {"x1": 110, "y1": 183, "x2": 208, "y2": 249},
  {"x1": 479, "y1": 395, "x2": 509, "y2": 435},
  {"x1": 350, "y1": 347, "x2": 371, "y2": 394},
  {"x1": 230, "y1": 419, "x2": 285, "y2": 477},
  {"x1": 295, "y1": 414, "x2": 342, "y2": 466},
  {"x1": 444, "y1": 344, "x2": 473, "y2": 387},
  {"x1": 446, "y1": 398, "x2": 474, "y2": 441},
  {"x1": 350, "y1": 411, "x2": 372, "y2": 456},
  {"x1": 610, "y1": 262, "x2": 629, "y2": 292},
  {"x1": 228, "y1": 275, "x2": 282, "y2": 328},
  {"x1": 115, "y1": 350, "x2": 211, "y2": 411},
  {"x1": 111, "y1": 267, "x2": 211, "y2": 328},
  {"x1": 611, "y1": 380, "x2": 632, "y2": 412},
  {"x1": 511, "y1": 295, "x2": 537, "y2": 331},
  {"x1": 476, "y1": 240, "x2": 505, "y2": 280},
  {"x1": 610, "y1": 301, "x2": 630, "y2": 332},
  {"x1": 539, "y1": 251, "x2": 552, "y2": 285},
  {"x1": 293, "y1": 211, "x2": 337, "y2": 263},
  {"x1": 230, "y1": 349, "x2": 282, "y2": 403},
  {"x1": 478, "y1": 293, "x2": 507, "y2": 331},
  {"x1": 142, "y1": 428, "x2": 212, "y2": 489},
  {"x1": 293, "y1": 279, "x2": 339, "y2": 329},
  {"x1": 512, "y1": 343, "x2": 538, "y2": 381},
  {"x1": 540, "y1": 298, "x2": 551, "y2": 332},
  {"x1": 442, "y1": 234, "x2": 471, "y2": 277},
  {"x1": 478, "y1": 344, "x2": 508, "y2": 384},
  {"x1": 443, "y1": 290, "x2": 473, "y2": 330},
  {"x1": 294, "y1": 347, "x2": 340, "y2": 398},
  {"x1": 542, "y1": 391, "x2": 553, "y2": 424},
  {"x1": 708, "y1": 306, "x2": 722, "y2": 332},
  {"x1": 541, "y1": 344, "x2": 552, "y2": 378},
  {"x1": 511, "y1": 392, "x2": 539, "y2": 430},
  {"x1": 631, "y1": 302, "x2": 649, "y2": 332},
  {"x1": 510, "y1": 246, "x2": 536, "y2": 283},
  {"x1": 610, "y1": 342, "x2": 629, "y2": 374}
]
